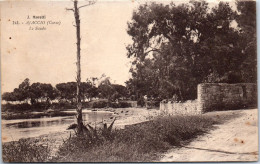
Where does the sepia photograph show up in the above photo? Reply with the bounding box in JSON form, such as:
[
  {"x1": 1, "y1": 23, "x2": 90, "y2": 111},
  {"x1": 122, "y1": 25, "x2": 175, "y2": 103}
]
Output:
[{"x1": 0, "y1": 0, "x2": 258, "y2": 162}]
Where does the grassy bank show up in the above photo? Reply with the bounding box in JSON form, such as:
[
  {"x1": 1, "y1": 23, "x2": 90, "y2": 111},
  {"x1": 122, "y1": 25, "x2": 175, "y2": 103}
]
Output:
[{"x1": 2, "y1": 111, "x2": 241, "y2": 162}]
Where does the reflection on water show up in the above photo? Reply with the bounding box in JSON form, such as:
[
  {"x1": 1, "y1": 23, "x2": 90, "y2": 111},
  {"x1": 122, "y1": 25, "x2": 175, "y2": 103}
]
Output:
[{"x1": 2, "y1": 110, "x2": 114, "y2": 142}]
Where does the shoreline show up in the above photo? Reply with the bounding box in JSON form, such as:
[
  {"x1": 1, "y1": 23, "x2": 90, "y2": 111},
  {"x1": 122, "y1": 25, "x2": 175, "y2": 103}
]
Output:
[
  {"x1": 2, "y1": 107, "x2": 160, "y2": 156},
  {"x1": 3, "y1": 108, "x2": 256, "y2": 162}
]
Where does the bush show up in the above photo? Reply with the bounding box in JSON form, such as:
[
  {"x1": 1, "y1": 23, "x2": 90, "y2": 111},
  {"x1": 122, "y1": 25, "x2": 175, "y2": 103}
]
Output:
[
  {"x1": 109, "y1": 102, "x2": 119, "y2": 108},
  {"x1": 31, "y1": 102, "x2": 49, "y2": 111},
  {"x1": 2, "y1": 139, "x2": 50, "y2": 162},
  {"x1": 92, "y1": 101, "x2": 108, "y2": 108},
  {"x1": 1, "y1": 103, "x2": 32, "y2": 112},
  {"x1": 3, "y1": 101, "x2": 78, "y2": 112},
  {"x1": 92, "y1": 100, "x2": 132, "y2": 108},
  {"x1": 82, "y1": 102, "x2": 91, "y2": 108},
  {"x1": 2, "y1": 102, "x2": 52, "y2": 112},
  {"x1": 2, "y1": 100, "x2": 132, "y2": 113},
  {"x1": 51, "y1": 102, "x2": 76, "y2": 110},
  {"x1": 137, "y1": 97, "x2": 145, "y2": 107},
  {"x1": 108, "y1": 102, "x2": 131, "y2": 108},
  {"x1": 118, "y1": 102, "x2": 132, "y2": 108}
]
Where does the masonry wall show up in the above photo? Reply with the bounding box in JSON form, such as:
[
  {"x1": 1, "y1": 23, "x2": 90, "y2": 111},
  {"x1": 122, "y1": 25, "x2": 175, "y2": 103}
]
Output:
[
  {"x1": 197, "y1": 83, "x2": 257, "y2": 113},
  {"x1": 160, "y1": 100, "x2": 201, "y2": 115},
  {"x1": 125, "y1": 101, "x2": 137, "y2": 108},
  {"x1": 159, "y1": 83, "x2": 257, "y2": 115}
]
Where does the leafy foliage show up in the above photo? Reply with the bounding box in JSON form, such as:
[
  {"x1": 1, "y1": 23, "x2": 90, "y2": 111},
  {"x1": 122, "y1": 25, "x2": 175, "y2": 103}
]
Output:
[
  {"x1": 235, "y1": 0, "x2": 257, "y2": 82},
  {"x1": 2, "y1": 76, "x2": 129, "y2": 111},
  {"x1": 126, "y1": 1, "x2": 256, "y2": 101},
  {"x1": 91, "y1": 100, "x2": 132, "y2": 108},
  {"x1": 57, "y1": 120, "x2": 116, "y2": 159},
  {"x1": 2, "y1": 139, "x2": 50, "y2": 162},
  {"x1": 97, "y1": 77, "x2": 128, "y2": 101}
]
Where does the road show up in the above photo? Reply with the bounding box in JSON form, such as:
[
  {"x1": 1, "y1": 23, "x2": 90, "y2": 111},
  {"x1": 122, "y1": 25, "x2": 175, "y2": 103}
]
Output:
[{"x1": 160, "y1": 108, "x2": 258, "y2": 162}]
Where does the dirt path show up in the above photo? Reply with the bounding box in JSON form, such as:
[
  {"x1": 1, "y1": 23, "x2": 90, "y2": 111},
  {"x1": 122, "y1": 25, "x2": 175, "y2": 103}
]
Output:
[{"x1": 160, "y1": 108, "x2": 258, "y2": 162}]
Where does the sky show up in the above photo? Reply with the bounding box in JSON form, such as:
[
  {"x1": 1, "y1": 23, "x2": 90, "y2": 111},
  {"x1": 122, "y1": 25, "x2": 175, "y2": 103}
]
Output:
[
  {"x1": 1, "y1": 0, "x2": 237, "y2": 93},
  {"x1": 1, "y1": 0, "x2": 140, "y2": 92}
]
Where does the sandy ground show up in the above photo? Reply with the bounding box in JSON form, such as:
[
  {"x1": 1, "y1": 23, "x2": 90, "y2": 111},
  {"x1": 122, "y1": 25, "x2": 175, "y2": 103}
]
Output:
[
  {"x1": 107, "y1": 107, "x2": 160, "y2": 127},
  {"x1": 160, "y1": 108, "x2": 258, "y2": 162}
]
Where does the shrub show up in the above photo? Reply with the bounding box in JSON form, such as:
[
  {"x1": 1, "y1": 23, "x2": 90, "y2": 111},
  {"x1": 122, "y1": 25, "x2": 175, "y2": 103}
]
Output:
[
  {"x1": 107, "y1": 102, "x2": 131, "y2": 108},
  {"x1": 1, "y1": 103, "x2": 32, "y2": 112},
  {"x1": 109, "y1": 102, "x2": 119, "y2": 108},
  {"x1": 92, "y1": 101, "x2": 108, "y2": 108},
  {"x1": 82, "y1": 102, "x2": 91, "y2": 108},
  {"x1": 31, "y1": 102, "x2": 49, "y2": 111},
  {"x1": 51, "y1": 102, "x2": 76, "y2": 110},
  {"x1": 1, "y1": 102, "x2": 53, "y2": 112},
  {"x1": 137, "y1": 97, "x2": 145, "y2": 107},
  {"x1": 118, "y1": 102, "x2": 132, "y2": 108},
  {"x1": 91, "y1": 100, "x2": 131, "y2": 108},
  {"x1": 2, "y1": 139, "x2": 50, "y2": 162}
]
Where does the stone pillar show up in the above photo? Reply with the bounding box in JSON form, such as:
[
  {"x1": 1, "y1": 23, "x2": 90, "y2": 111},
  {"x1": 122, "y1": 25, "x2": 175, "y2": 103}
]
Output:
[{"x1": 197, "y1": 84, "x2": 207, "y2": 113}]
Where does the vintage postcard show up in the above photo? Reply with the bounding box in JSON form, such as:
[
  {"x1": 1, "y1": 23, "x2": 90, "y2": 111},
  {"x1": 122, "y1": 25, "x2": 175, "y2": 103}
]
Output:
[{"x1": 0, "y1": 0, "x2": 258, "y2": 162}]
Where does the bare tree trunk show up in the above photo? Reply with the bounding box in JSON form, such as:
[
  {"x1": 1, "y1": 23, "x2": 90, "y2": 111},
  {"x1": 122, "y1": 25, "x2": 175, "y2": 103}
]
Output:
[
  {"x1": 67, "y1": 0, "x2": 95, "y2": 134},
  {"x1": 74, "y1": 0, "x2": 83, "y2": 134}
]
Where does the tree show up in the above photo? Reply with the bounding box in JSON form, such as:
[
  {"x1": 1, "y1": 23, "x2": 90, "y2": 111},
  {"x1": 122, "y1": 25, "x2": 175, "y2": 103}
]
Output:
[
  {"x1": 235, "y1": 0, "x2": 256, "y2": 82},
  {"x1": 17, "y1": 78, "x2": 31, "y2": 102},
  {"x1": 56, "y1": 82, "x2": 98, "y2": 103},
  {"x1": 112, "y1": 84, "x2": 128, "y2": 99},
  {"x1": 85, "y1": 78, "x2": 99, "y2": 100},
  {"x1": 126, "y1": 1, "x2": 252, "y2": 101},
  {"x1": 29, "y1": 83, "x2": 42, "y2": 104},
  {"x1": 30, "y1": 83, "x2": 57, "y2": 105},
  {"x1": 2, "y1": 92, "x2": 16, "y2": 102},
  {"x1": 98, "y1": 77, "x2": 114, "y2": 100},
  {"x1": 56, "y1": 82, "x2": 77, "y2": 102},
  {"x1": 81, "y1": 81, "x2": 98, "y2": 101},
  {"x1": 66, "y1": 0, "x2": 96, "y2": 134},
  {"x1": 4, "y1": 78, "x2": 31, "y2": 102}
]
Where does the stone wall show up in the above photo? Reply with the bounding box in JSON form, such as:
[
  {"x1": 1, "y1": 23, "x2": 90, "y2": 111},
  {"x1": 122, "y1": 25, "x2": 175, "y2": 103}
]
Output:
[
  {"x1": 124, "y1": 101, "x2": 137, "y2": 108},
  {"x1": 160, "y1": 100, "x2": 201, "y2": 115},
  {"x1": 197, "y1": 83, "x2": 257, "y2": 113},
  {"x1": 160, "y1": 83, "x2": 257, "y2": 115}
]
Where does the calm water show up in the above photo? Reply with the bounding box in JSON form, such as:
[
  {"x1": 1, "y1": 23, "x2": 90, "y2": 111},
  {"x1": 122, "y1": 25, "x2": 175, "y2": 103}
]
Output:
[{"x1": 1, "y1": 110, "x2": 114, "y2": 142}]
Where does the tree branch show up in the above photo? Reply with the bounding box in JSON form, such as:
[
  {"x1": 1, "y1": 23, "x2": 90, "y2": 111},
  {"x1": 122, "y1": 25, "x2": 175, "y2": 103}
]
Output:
[
  {"x1": 144, "y1": 48, "x2": 161, "y2": 55},
  {"x1": 78, "y1": 0, "x2": 96, "y2": 9},
  {"x1": 66, "y1": 8, "x2": 75, "y2": 12},
  {"x1": 165, "y1": 33, "x2": 175, "y2": 42}
]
